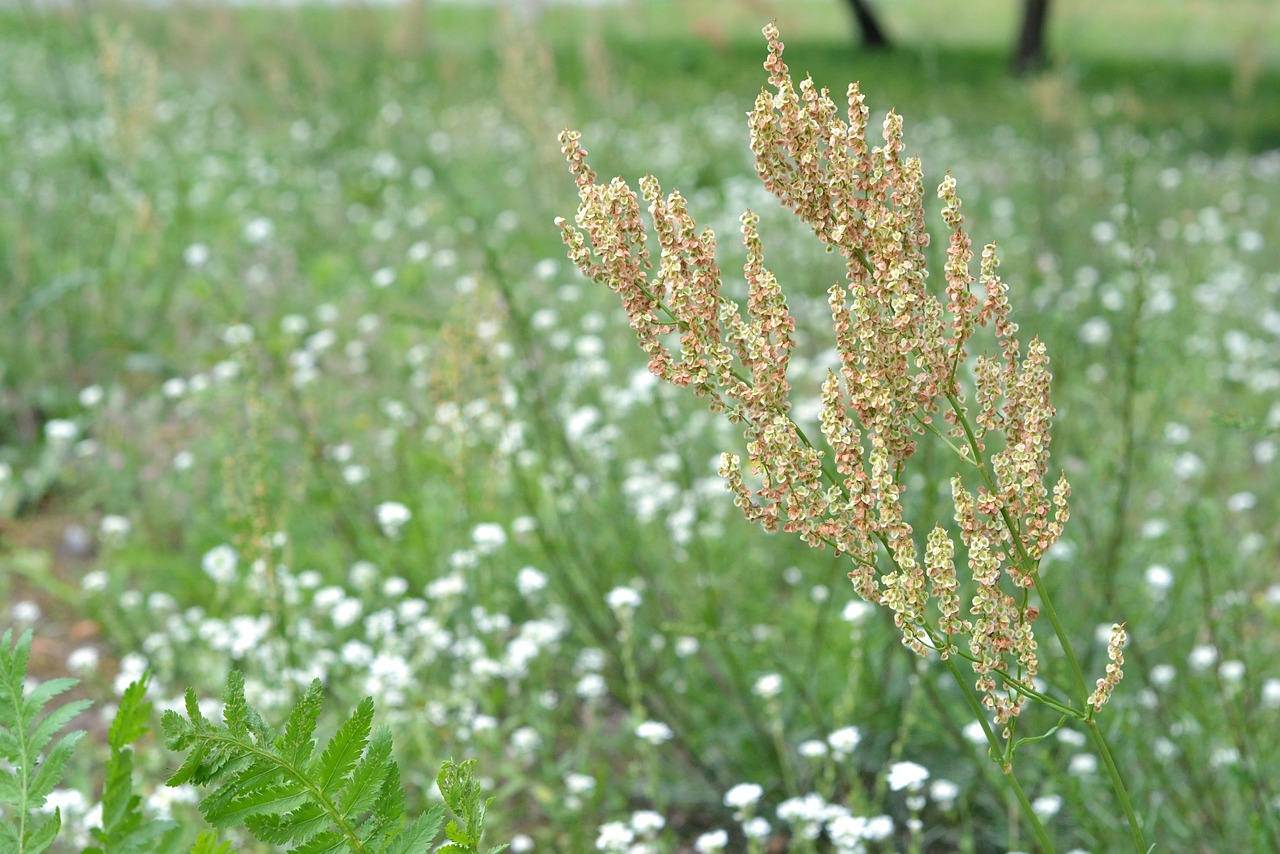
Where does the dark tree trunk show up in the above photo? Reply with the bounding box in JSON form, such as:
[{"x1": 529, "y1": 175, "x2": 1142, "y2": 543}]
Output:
[
  {"x1": 1012, "y1": 0, "x2": 1052, "y2": 73},
  {"x1": 844, "y1": 0, "x2": 891, "y2": 50}
]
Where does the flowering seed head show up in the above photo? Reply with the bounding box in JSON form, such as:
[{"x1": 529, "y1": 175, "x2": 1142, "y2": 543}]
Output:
[{"x1": 559, "y1": 22, "x2": 1106, "y2": 737}]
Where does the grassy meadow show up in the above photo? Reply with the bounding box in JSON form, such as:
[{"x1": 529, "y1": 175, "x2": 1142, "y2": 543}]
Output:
[{"x1": 1, "y1": 1, "x2": 1279, "y2": 851}]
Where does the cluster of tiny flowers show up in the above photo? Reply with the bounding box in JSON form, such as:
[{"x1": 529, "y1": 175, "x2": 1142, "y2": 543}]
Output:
[
  {"x1": 595, "y1": 809, "x2": 666, "y2": 852},
  {"x1": 559, "y1": 21, "x2": 1114, "y2": 732},
  {"x1": 1088, "y1": 622, "x2": 1128, "y2": 711}
]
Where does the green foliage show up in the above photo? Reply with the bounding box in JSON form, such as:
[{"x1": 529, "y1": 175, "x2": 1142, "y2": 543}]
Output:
[
  {"x1": 84, "y1": 672, "x2": 181, "y2": 854},
  {"x1": 161, "y1": 671, "x2": 499, "y2": 854},
  {"x1": 435, "y1": 761, "x2": 506, "y2": 854},
  {"x1": 0, "y1": 628, "x2": 91, "y2": 854}
]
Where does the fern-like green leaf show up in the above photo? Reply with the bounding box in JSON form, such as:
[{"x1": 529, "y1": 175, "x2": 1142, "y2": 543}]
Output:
[
  {"x1": 289, "y1": 829, "x2": 346, "y2": 854},
  {"x1": 335, "y1": 726, "x2": 393, "y2": 822},
  {"x1": 201, "y1": 782, "x2": 311, "y2": 828},
  {"x1": 0, "y1": 628, "x2": 91, "y2": 854},
  {"x1": 385, "y1": 805, "x2": 444, "y2": 854},
  {"x1": 309, "y1": 697, "x2": 373, "y2": 798},
  {"x1": 108, "y1": 675, "x2": 154, "y2": 750},
  {"x1": 220, "y1": 671, "x2": 249, "y2": 739},
  {"x1": 29, "y1": 730, "x2": 87, "y2": 806},
  {"x1": 188, "y1": 830, "x2": 233, "y2": 854},
  {"x1": 22, "y1": 809, "x2": 61, "y2": 854},
  {"x1": 355, "y1": 761, "x2": 405, "y2": 849},
  {"x1": 275, "y1": 680, "x2": 323, "y2": 766},
  {"x1": 162, "y1": 672, "x2": 505, "y2": 854},
  {"x1": 86, "y1": 673, "x2": 181, "y2": 854},
  {"x1": 244, "y1": 801, "x2": 328, "y2": 846}
]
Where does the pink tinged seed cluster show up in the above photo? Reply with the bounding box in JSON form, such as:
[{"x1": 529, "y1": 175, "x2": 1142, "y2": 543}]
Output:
[
  {"x1": 1088, "y1": 622, "x2": 1128, "y2": 711},
  {"x1": 559, "y1": 22, "x2": 1121, "y2": 732}
]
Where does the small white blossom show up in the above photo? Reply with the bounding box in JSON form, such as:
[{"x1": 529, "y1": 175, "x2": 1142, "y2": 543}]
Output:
[
  {"x1": 516, "y1": 566, "x2": 548, "y2": 597},
  {"x1": 841, "y1": 600, "x2": 874, "y2": 623},
  {"x1": 930, "y1": 778, "x2": 959, "y2": 806},
  {"x1": 752, "y1": 673, "x2": 783, "y2": 699},
  {"x1": 576, "y1": 673, "x2": 607, "y2": 700},
  {"x1": 243, "y1": 216, "x2": 274, "y2": 244},
  {"x1": 79, "y1": 385, "x2": 104, "y2": 408},
  {"x1": 887, "y1": 761, "x2": 930, "y2": 792},
  {"x1": 1188, "y1": 644, "x2": 1218, "y2": 671},
  {"x1": 66, "y1": 647, "x2": 100, "y2": 673},
  {"x1": 635, "y1": 720, "x2": 673, "y2": 745},
  {"x1": 674, "y1": 636, "x2": 699, "y2": 657},
  {"x1": 827, "y1": 725, "x2": 862, "y2": 757},
  {"x1": 1219, "y1": 660, "x2": 1246, "y2": 683},
  {"x1": 375, "y1": 502, "x2": 412, "y2": 538},
  {"x1": 99, "y1": 515, "x2": 131, "y2": 545},
  {"x1": 565, "y1": 773, "x2": 596, "y2": 795},
  {"x1": 471, "y1": 522, "x2": 507, "y2": 553},
  {"x1": 724, "y1": 782, "x2": 764, "y2": 811},
  {"x1": 694, "y1": 829, "x2": 729, "y2": 853},
  {"x1": 183, "y1": 243, "x2": 210, "y2": 267},
  {"x1": 201, "y1": 545, "x2": 238, "y2": 584},
  {"x1": 595, "y1": 821, "x2": 634, "y2": 851},
  {"x1": 629, "y1": 810, "x2": 665, "y2": 836},
  {"x1": 605, "y1": 586, "x2": 642, "y2": 614},
  {"x1": 1143, "y1": 564, "x2": 1174, "y2": 593},
  {"x1": 1068, "y1": 753, "x2": 1098, "y2": 776},
  {"x1": 44, "y1": 419, "x2": 78, "y2": 444},
  {"x1": 1032, "y1": 794, "x2": 1063, "y2": 817},
  {"x1": 798, "y1": 740, "x2": 828, "y2": 759}
]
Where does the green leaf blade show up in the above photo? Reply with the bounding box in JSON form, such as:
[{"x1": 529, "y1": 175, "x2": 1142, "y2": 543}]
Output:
[
  {"x1": 386, "y1": 806, "x2": 446, "y2": 854},
  {"x1": 310, "y1": 697, "x2": 374, "y2": 798}
]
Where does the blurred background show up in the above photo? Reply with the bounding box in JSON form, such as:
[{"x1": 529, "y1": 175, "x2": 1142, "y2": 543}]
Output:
[{"x1": 2, "y1": 1, "x2": 1279, "y2": 852}]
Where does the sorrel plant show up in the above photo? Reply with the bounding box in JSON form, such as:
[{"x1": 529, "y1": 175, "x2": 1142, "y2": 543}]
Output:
[{"x1": 557, "y1": 22, "x2": 1147, "y2": 852}]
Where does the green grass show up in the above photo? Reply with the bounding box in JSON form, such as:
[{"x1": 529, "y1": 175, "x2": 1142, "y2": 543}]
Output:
[{"x1": 1, "y1": 2, "x2": 1279, "y2": 851}]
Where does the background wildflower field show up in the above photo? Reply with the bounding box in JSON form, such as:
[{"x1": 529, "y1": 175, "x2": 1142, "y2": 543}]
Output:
[{"x1": 1, "y1": 1, "x2": 1279, "y2": 851}]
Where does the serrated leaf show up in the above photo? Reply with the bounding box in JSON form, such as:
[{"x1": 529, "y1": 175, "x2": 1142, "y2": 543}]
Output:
[
  {"x1": 101, "y1": 745, "x2": 136, "y2": 831},
  {"x1": 201, "y1": 756, "x2": 285, "y2": 816},
  {"x1": 23, "y1": 807, "x2": 61, "y2": 854},
  {"x1": 222, "y1": 671, "x2": 249, "y2": 738},
  {"x1": 277, "y1": 680, "x2": 323, "y2": 765},
  {"x1": 337, "y1": 726, "x2": 392, "y2": 821},
  {"x1": 161, "y1": 709, "x2": 194, "y2": 750},
  {"x1": 245, "y1": 801, "x2": 328, "y2": 846},
  {"x1": 202, "y1": 781, "x2": 311, "y2": 827},
  {"x1": 22, "y1": 676, "x2": 80, "y2": 715},
  {"x1": 107, "y1": 817, "x2": 180, "y2": 854},
  {"x1": 386, "y1": 806, "x2": 446, "y2": 854},
  {"x1": 310, "y1": 697, "x2": 373, "y2": 797},
  {"x1": 23, "y1": 696, "x2": 91, "y2": 766},
  {"x1": 0, "y1": 629, "x2": 33, "y2": 686},
  {"x1": 189, "y1": 830, "x2": 233, "y2": 854},
  {"x1": 290, "y1": 829, "x2": 348, "y2": 854},
  {"x1": 0, "y1": 818, "x2": 21, "y2": 850},
  {"x1": 28, "y1": 729, "x2": 86, "y2": 805},
  {"x1": 166, "y1": 739, "x2": 211, "y2": 787},
  {"x1": 356, "y1": 761, "x2": 404, "y2": 846},
  {"x1": 109, "y1": 675, "x2": 154, "y2": 749},
  {"x1": 183, "y1": 688, "x2": 206, "y2": 728},
  {"x1": 443, "y1": 820, "x2": 471, "y2": 846},
  {"x1": 0, "y1": 766, "x2": 21, "y2": 804}
]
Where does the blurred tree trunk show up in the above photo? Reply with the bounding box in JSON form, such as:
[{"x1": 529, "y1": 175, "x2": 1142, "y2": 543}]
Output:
[
  {"x1": 1012, "y1": 0, "x2": 1052, "y2": 73},
  {"x1": 844, "y1": 0, "x2": 891, "y2": 50}
]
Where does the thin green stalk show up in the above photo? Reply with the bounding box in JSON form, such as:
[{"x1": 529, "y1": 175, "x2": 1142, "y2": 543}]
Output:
[
  {"x1": 940, "y1": 655, "x2": 1056, "y2": 854},
  {"x1": 1085, "y1": 718, "x2": 1148, "y2": 852}
]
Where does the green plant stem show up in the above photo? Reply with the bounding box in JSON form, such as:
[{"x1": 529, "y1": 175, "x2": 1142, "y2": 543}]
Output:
[
  {"x1": 1085, "y1": 718, "x2": 1148, "y2": 852},
  {"x1": 1029, "y1": 576, "x2": 1090, "y2": 704},
  {"x1": 940, "y1": 655, "x2": 1055, "y2": 854}
]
